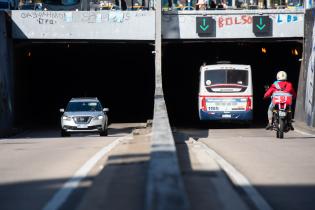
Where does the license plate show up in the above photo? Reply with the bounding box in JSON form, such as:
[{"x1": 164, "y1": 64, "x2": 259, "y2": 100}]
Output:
[
  {"x1": 77, "y1": 124, "x2": 88, "y2": 129},
  {"x1": 279, "y1": 111, "x2": 286, "y2": 117},
  {"x1": 222, "y1": 114, "x2": 231, "y2": 118}
]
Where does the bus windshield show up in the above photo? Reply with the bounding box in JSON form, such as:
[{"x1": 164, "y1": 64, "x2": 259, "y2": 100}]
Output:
[
  {"x1": 204, "y1": 69, "x2": 248, "y2": 86},
  {"x1": 204, "y1": 69, "x2": 248, "y2": 93}
]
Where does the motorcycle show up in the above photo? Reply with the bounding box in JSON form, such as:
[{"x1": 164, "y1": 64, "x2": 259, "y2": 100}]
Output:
[{"x1": 271, "y1": 91, "x2": 293, "y2": 139}]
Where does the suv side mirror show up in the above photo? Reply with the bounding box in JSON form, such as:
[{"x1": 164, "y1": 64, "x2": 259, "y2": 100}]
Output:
[
  {"x1": 60, "y1": 108, "x2": 65, "y2": 113},
  {"x1": 103, "y1": 108, "x2": 109, "y2": 112}
]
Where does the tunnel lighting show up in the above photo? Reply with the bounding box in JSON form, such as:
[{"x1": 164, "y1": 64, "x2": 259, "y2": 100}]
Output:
[
  {"x1": 261, "y1": 48, "x2": 267, "y2": 54},
  {"x1": 292, "y1": 49, "x2": 299, "y2": 56}
]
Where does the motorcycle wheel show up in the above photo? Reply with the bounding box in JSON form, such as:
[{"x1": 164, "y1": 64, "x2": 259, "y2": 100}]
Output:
[{"x1": 278, "y1": 118, "x2": 284, "y2": 139}]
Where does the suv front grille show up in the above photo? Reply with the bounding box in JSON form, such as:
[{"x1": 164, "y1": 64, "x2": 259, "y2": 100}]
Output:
[{"x1": 74, "y1": 116, "x2": 91, "y2": 124}]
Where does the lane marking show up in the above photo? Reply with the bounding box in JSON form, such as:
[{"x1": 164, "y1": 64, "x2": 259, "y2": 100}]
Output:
[
  {"x1": 42, "y1": 135, "x2": 132, "y2": 210},
  {"x1": 198, "y1": 140, "x2": 273, "y2": 210},
  {"x1": 294, "y1": 129, "x2": 315, "y2": 137}
]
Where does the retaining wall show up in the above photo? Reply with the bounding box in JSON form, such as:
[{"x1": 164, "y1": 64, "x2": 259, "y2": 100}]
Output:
[
  {"x1": 295, "y1": 8, "x2": 315, "y2": 127},
  {"x1": 0, "y1": 11, "x2": 14, "y2": 136}
]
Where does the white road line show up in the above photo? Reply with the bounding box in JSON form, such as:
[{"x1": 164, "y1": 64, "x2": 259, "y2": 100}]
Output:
[
  {"x1": 294, "y1": 129, "x2": 315, "y2": 137},
  {"x1": 42, "y1": 135, "x2": 132, "y2": 210},
  {"x1": 198, "y1": 141, "x2": 273, "y2": 210}
]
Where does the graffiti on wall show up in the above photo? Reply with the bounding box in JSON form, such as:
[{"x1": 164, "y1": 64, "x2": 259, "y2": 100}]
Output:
[
  {"x1": 19, "y1": 11, "x2": 137, "y2": 24},
  {"x1": 213, "y1": 14, "x2": 301, "y2": 29},
  {"x1": 20, "y1": 11, "x2": 64, "y2": 24},
  {"x1": 217, "y1": 15, "x2": 252, "y2": 28},
  {"x1": 305, "y1": 23, "x2": 315, "y2": 125},
  {"x1": 276, "y1": 14, "x2": 299, "y2": 23}
]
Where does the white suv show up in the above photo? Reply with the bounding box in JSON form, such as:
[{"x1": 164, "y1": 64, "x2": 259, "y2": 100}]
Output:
[{"x1": 60, "y1": 98, "x2": 109, "y2": 137}]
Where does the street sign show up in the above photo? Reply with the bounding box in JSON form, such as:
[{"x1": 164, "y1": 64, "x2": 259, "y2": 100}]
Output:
[
  {"x1": 196, "y1": 17, "x2": 216, "y2": 37},
  {"x1": 253, "y1": 16, "x2": 272, "y2": 36}
]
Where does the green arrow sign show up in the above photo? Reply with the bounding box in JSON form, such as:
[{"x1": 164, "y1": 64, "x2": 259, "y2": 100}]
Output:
[
  {"x1": 253, "y1": 16, "x2": 271, "y2": 36},
  {"x1": 256, "y1": 17, "x2": 266, "y2": 31},
  {"x1": 200, "y1": 18, "x2": 209, "y2": 31},
  {"x1": 196, "y1": 17, "x2": 215, "y2": 36}
]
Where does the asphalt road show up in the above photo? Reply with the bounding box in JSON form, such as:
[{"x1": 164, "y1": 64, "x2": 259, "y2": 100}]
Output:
[
  {"x1": 2, "y1": 123, "x2": 314, "y2": 210},
  {"x1": 180, "y1": 127, "x2": 315, "y2": 210},
  {"x1": 0, "y1": 123, "x2": 136, "y2": 210}
]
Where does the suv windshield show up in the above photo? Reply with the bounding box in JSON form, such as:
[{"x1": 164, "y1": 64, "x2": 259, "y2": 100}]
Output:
[{"x1": 66, "y1": 101, "x2": 102, "y2": 112}]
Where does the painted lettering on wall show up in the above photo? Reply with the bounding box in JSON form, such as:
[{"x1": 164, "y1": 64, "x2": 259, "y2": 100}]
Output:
[
  {"x1": 21, "y1": 11, "x2": 65, "y2": 20},
  {"x1": 108, "y1": 12, "x2": 125, "y2": 23},
  {"x1": 21, "y1": 11, "x2": 64, "y2": 25},
  {"x1": 80, "y1": 12, "x2": 131, "y2": 23},
  {"x1": 217, "y1": 15, "x2": 252, "y2": 28},
  {"x1": 81, "y1": 12, "x2": 97, "y2": 23},
  {"x1": 19, "y1": 11, "x2": 138, "y2": 24},
  {"x1": 38, "y1": 18, "x2": 56, "y2": 24},
  {"x1": 277, "y1": 14, "x2": 299, "y2": 23},
  {"x1": 108, "y1": 12, "x2": 131, "y2": 23},
  {"x1": 65, "y1": 12, "x2": 73, "y2": 22}
]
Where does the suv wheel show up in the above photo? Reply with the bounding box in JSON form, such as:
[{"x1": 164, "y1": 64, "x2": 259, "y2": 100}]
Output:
[
  {"x1": 61, "y1": 129, "x2": 70, "y2": 137},
  {"x1": 100, "y1": 128, "x2": 108, "y2": 136}
]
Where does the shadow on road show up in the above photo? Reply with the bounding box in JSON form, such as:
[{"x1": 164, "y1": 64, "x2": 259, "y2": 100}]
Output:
[
  {"x1": 1, "y1": 124, "x2": 142, "y2": 139},
  {"x1": 172, "y1": 130, "x2": 315, "y2": 210}
]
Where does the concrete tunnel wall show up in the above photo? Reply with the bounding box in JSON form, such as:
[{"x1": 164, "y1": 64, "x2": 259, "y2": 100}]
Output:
[
  {"x1": 0, "y1": 11, "x2": 14, "y2": 136},
  {"x1": 295, "y1": 8, "x2": 315, "y2": 128}
]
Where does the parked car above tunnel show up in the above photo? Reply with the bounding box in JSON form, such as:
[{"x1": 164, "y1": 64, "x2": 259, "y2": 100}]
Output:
[{"x1": 60, "y1": 97, "x2": 109, "y2": 137}]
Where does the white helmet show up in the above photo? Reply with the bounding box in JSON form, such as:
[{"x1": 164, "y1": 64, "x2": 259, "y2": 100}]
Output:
[{"x1": 276, "y1": 71, "x2": 287, "y2": 81}]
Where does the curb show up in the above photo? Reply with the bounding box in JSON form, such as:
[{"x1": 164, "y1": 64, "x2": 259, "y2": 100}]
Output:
[
  {"x1": 145, "y1": 97, "x2": 190, "y2": 210},
  {"x1": 294, "y1": 121, "x2": 315, "y2": 136},
  {"x1": 0, "y1": 127, "x2": 25, "y2": 138}
]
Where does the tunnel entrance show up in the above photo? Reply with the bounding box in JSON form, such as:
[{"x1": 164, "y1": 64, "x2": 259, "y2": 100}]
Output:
[
  {"x1": 13, "y1": 41, "x2": 155, "y2": 128},
  {"x1": 163, "y1": 40, "x2": 303, "y2": 127}
]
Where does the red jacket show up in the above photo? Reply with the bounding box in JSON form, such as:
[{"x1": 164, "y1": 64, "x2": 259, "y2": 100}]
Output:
[{"x1": 264, "y1": 81, "x2": 296, "y2": 99}]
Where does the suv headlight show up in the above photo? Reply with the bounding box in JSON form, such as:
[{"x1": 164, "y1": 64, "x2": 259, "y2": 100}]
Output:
[
  {"x1": 62, "y1": 116, "x2": 72, "y2": 121},
  {"x1": 95, "y1": 115, "x2": 104, "y2": 120}
]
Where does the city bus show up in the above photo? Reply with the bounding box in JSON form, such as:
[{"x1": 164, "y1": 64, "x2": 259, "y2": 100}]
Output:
[{"x1": 198, "y1": 63, "x2": 253, "y2": 121}]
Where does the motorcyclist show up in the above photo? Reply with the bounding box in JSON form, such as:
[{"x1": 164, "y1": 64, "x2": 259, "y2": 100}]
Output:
[{"x1": 264, "y1": 71, "x2": 296, "y2": 130}]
